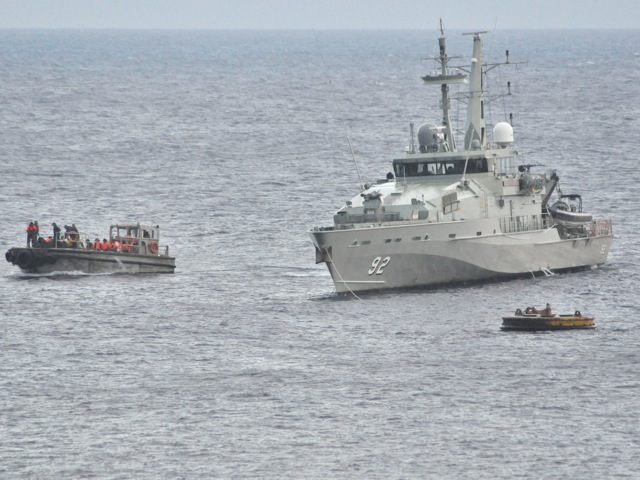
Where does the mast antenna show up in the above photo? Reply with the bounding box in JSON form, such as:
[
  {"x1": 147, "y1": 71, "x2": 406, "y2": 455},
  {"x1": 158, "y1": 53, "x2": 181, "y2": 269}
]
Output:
[{"x1": 329, "y1": 81, "x2": 365, "y2": 191}]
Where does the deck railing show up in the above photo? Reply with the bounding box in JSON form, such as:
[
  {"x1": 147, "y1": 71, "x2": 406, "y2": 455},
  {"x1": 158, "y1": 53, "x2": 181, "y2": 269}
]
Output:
[
  {"x1": 499, "y1": 214, "x2": 547, "y2": 234},
  {"x1": 586, "y1": 219, "x2": 613, "y2": 237}
]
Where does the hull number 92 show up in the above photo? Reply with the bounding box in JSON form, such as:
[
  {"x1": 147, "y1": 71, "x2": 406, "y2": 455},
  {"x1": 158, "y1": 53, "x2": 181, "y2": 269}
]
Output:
[{"x1": 368, "y1": 256, "x2": 390, "y2": 275}]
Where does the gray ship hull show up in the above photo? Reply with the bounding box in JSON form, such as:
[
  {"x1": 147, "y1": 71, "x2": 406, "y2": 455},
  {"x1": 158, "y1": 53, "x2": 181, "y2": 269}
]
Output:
[
  {"x1": 6, "y1": 247, "x2": 176, "y2": 274},
  {"x1": 309, "y1": 221, "x2": 612, "y2": 293}
]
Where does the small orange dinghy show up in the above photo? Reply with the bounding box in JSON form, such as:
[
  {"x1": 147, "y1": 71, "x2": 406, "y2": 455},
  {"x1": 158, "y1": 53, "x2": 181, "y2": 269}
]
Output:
[{"x1": 501, "y1": 303, "x2": 595, "y2": 331}]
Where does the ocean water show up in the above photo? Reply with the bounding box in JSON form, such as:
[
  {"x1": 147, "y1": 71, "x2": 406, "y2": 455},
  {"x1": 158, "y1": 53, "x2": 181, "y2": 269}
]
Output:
[{"x1": 1, "y1": 29, "x2": 639, "y2": 479}]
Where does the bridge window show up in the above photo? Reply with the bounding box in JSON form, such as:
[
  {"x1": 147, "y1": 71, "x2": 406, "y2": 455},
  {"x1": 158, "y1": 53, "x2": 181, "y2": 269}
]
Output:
[{"x1": 394, "y1": 158, "x2": 487, "y2": 177}]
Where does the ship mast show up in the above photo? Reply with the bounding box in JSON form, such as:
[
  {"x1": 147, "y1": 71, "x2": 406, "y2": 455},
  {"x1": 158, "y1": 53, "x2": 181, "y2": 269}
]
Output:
[
  {"x1": 437, "y1": 20, "x2": 456, "y2": 151},
  {"x1": 422, "y1": 20, "x2": 467, "y2": 152},
  {"x1": 462, "y1": 31, "x2": 488, "y2": 151}
]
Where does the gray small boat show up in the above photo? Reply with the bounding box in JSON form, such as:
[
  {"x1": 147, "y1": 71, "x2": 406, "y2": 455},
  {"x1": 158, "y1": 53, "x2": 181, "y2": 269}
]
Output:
[
  {"x1": 6, "y1": 223, "x2": 175, "y2": 274},
  {"x1": 548, "y1": 194, "x2": 593, "y2": 227}
]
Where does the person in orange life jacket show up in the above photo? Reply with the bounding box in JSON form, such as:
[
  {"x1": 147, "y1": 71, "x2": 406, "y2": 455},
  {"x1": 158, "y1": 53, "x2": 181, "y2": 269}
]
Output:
[
  {"x1": 111, "y1": 238, "x2": 121, "y2": 251},
  {"x1": 102, "y1": 238, "x2": 111, "y2": 250},
  {"x1": 94, "y1": 238, "x2": 102, "y2": 250},
  {"x1": 26, "y1": 222, "x2": 37, "y2": 247}
]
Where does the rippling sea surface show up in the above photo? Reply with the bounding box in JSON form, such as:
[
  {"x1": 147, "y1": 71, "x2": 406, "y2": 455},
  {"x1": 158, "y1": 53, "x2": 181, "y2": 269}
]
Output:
[{"x1": 1, "y1": 29, "x2": 639, "y2": 479}]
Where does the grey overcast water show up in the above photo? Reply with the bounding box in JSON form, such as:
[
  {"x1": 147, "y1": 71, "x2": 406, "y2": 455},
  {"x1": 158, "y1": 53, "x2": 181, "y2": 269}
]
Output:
[{"x1": 1, "y1": 29, "x2": 639, "y2": 478}]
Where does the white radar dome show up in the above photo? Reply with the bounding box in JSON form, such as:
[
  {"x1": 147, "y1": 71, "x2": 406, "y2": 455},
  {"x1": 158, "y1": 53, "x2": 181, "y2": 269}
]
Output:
[{"x1": 493, "y1": 122, "x2": 514, "y2": 147}]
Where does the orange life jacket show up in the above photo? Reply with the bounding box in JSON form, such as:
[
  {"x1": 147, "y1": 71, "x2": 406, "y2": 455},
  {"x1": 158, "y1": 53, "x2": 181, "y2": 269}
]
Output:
[
  {"x1": 94, "y1": 241, "x2": 102, "y2": 250},
  {"x1": 122, "y1": 236, "x2": 134, "y2": 252},
  {"x1": 102, "y1": 241, "x2": 111, "y2": 250}
]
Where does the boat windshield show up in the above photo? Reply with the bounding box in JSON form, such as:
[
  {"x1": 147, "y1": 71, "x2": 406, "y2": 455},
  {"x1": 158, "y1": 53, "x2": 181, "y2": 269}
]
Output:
[{"x1": 394, "y1": 158, "x2": 487, "y2": 177}]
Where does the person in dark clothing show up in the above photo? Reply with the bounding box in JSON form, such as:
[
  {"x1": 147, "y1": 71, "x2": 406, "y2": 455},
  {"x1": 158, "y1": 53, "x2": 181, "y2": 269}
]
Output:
[{"x1": 52, "y1": 223, "x2": 61, "y2": 248}]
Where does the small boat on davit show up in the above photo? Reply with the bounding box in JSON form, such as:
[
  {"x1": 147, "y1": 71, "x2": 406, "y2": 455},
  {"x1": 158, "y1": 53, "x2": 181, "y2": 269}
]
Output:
[
  {"x1": 5, "y1": 223, "x2": 176, "y2": 274},
  {"x1": 501, "y1": 304, "x2": 595, "y2": 331}
]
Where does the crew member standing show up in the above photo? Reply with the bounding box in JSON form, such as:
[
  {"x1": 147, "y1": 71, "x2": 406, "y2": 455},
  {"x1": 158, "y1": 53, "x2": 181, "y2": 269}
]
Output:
[
  {"x1": 26, "y1": 222, "x2": 37, "y2": 247},
  {"x1": 68, "y1": 224, "x2": 79, "y2": 249},
  {"x1": 52, "y1": 223, "x2": 61, "y2": 248}
]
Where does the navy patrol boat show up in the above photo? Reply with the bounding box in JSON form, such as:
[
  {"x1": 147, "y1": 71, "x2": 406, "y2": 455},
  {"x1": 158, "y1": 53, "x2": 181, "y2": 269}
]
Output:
[
  {"x1": 6, "y1": 223, "x2": 175, "y2": 274},
  {"x1": 308, "y1": 24, "x2": 613, "y2": 294}
]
